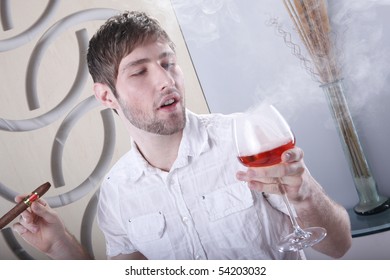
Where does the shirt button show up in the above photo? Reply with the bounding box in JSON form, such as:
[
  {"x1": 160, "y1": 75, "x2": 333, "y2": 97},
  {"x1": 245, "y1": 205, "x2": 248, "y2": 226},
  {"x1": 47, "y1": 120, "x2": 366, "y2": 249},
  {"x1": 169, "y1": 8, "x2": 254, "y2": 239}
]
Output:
[
  {"x1": 195, "y1": 255, "x2": 202, "y2": 260},
  {"x1": 182, "y1": 216, "x2": 189, "y2": 223}
]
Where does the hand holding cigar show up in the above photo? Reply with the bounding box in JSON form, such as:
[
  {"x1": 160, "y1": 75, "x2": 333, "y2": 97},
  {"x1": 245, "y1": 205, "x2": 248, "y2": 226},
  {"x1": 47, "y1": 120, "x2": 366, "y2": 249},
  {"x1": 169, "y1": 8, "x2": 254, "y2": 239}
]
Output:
[{"x1": 0, "y1": 182, "x2": 51, "y2": 230}]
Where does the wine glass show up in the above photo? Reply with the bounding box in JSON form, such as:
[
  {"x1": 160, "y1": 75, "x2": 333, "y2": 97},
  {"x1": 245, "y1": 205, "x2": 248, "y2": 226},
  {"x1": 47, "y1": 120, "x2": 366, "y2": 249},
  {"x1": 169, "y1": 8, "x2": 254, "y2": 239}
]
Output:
[{"x1": 233, "y1": 103, "x2": 327, "y2": 252}]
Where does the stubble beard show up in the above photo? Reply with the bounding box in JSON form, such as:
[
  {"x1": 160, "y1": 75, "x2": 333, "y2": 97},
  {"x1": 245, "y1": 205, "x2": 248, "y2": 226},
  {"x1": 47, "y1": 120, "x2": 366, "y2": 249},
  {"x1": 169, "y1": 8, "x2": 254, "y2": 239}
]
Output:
[{"x1": 118, "y1": 98, "x2": 186, "y2": 135}]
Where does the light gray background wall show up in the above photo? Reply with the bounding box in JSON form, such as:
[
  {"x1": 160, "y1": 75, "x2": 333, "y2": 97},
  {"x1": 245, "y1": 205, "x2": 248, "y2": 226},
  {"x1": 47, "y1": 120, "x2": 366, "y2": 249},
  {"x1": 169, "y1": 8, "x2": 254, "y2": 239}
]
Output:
[{"x1": 172, "y1": 0, "x2": 390, "y2": 259}]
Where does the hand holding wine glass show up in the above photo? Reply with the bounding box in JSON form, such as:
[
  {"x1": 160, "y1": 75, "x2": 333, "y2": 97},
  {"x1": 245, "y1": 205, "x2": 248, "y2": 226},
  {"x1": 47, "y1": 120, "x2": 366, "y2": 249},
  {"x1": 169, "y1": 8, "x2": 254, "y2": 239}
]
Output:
[{"x1": 233, "y1": 103, "x2": 327, "y2": 252}]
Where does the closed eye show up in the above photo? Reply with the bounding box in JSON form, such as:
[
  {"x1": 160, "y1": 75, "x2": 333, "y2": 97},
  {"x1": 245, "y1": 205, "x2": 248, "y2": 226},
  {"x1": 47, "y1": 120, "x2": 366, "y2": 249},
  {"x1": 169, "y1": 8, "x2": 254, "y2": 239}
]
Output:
[
  {"x1": 162, "y1": 62, "x2": 175, "y2": 70},
  {"x1": 131, "y1": 69, "x2": 147, "y2": 77}
]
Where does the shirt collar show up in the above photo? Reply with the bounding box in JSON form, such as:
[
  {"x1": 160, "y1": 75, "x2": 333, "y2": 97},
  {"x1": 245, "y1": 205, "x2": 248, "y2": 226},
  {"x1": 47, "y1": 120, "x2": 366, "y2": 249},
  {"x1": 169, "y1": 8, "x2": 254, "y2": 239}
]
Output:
[{"x1": 180, "y1": 110, "x2": 211, "y2": 156}]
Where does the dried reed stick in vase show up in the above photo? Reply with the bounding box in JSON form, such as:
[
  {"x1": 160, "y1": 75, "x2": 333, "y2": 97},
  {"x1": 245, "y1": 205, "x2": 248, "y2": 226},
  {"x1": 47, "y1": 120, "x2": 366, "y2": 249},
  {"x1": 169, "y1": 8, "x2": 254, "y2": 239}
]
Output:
[{"x1": 283, "y1": 0, "x2": 339, "y2": 83}]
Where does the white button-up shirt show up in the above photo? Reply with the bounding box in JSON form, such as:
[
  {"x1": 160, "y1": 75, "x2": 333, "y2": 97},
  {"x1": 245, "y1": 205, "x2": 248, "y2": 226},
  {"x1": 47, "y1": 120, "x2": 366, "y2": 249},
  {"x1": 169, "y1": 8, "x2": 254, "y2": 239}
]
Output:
[{"x1": 97, "y1": 110, "x2": 305, "y2": 260}]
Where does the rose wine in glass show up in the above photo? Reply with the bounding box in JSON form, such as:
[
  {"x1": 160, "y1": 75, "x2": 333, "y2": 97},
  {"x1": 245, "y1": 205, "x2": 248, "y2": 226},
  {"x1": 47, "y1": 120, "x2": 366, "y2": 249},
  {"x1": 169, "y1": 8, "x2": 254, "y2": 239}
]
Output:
[{"x1": 234, "y1": 103, "x2": 327, "y2": 252}]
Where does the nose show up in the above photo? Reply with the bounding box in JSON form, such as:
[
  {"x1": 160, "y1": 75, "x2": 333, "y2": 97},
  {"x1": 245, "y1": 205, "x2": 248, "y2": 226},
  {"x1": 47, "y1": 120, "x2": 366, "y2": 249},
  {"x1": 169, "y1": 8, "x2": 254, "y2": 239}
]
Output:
[{"x1": 155, "y1": 65, "x2": 175, "y2": 91}]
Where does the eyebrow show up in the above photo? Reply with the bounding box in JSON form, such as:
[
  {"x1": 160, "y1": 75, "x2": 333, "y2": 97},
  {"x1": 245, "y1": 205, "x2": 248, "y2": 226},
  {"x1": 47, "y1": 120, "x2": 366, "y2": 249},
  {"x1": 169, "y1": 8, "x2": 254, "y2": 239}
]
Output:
[
  {"x1": 121, "y1": 58, "x2": 149, "y2": 73},
  {"x1": 121, "y1": 51, "x2": 175, "y2": 73}
]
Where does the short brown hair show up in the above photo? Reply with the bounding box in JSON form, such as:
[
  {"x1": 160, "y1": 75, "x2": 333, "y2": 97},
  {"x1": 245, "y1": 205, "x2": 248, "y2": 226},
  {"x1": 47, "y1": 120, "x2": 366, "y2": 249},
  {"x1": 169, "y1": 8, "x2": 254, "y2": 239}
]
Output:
[{"x1": 87, "y1": 11, "x2": 175, "y2": 96}]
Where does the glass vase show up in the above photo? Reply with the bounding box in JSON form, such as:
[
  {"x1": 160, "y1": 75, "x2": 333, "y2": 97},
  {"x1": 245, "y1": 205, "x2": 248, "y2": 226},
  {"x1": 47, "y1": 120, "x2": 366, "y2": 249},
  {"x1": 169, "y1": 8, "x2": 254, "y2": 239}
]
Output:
[{"x1": 321, "y1": 80, "x2": 389, "y2": 215}]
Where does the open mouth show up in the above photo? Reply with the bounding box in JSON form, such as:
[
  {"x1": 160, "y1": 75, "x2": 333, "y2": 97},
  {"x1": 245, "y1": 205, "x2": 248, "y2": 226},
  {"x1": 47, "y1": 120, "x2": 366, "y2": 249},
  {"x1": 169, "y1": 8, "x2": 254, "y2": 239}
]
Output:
[
  {"x1": 159, "y1": 97, "x2": 178, "y2": 110},
  {"x1": 161, "y1": 98, "x2": 175, "y2": 107}
]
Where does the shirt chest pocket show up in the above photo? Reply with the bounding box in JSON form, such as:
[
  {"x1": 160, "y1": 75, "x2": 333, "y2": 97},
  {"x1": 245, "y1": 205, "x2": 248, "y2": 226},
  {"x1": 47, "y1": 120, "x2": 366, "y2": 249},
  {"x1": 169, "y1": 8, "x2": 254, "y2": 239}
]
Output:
[
  {"x1": 201, "y1": 183, "x2": 262, "y2": 250},
  {"x1": 126, "y1": 212, "x2": 174, "y2": 259},
  {"x1": 202, "y1": 183, "x2": 255, "y2": 221}
]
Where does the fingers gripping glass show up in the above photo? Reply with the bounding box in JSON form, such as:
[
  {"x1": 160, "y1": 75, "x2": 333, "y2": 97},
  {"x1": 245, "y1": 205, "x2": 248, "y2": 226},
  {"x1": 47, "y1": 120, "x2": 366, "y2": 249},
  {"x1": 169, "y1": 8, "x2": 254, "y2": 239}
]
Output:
[{"x1": 233, "y1": 104, "x2": 326, "y2": 252}]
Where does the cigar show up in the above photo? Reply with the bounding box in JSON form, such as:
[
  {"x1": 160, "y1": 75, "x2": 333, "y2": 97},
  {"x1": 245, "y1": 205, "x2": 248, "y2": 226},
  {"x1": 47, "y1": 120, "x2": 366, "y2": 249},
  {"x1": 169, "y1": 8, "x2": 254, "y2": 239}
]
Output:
[{"x1": 0, "y1": 182, "x2": 51, "y2": 230}]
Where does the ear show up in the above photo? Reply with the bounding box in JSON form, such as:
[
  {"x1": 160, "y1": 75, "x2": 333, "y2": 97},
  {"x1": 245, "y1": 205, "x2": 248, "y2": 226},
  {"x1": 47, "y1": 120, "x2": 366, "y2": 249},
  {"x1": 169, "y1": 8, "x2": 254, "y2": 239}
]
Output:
[{"x1": 93, "y1": 83, "x2": 119, "y2": 110}]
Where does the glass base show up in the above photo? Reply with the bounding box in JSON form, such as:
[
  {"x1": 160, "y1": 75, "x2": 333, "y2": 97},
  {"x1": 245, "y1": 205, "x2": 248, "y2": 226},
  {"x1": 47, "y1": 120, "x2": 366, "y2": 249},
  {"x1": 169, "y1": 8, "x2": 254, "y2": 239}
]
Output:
[{"x1": 276, "y1": 227, "x2": 327, "y2": 252}]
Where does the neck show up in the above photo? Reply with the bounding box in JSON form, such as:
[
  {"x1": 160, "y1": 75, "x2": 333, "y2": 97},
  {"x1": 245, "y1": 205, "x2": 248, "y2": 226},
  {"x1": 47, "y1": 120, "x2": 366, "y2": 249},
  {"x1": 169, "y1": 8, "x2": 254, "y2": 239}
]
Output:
[{"x1": 131, "y1": 128, "x2": 183, "y2": 172}]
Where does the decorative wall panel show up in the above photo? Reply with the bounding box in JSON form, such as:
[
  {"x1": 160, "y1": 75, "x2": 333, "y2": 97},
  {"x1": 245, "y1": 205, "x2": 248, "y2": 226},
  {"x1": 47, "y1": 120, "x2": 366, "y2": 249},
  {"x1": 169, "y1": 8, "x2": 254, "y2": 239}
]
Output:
[{"x1": 0, "y1": 0, "x2": 208, "y2": 260}]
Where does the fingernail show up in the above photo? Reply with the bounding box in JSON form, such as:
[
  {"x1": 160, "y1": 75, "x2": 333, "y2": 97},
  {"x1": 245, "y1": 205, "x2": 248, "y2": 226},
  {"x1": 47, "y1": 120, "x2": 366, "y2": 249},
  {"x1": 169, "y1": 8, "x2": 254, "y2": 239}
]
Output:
[
  {"x1": 13, "y1": 227, "x2": 25, "y2": 235},
  {"x1": 30, "y1": 226, "x2": 39, "y2": 233},
  {"x1": 237, "y1": 170, "x2": 252, "y2": 180}
]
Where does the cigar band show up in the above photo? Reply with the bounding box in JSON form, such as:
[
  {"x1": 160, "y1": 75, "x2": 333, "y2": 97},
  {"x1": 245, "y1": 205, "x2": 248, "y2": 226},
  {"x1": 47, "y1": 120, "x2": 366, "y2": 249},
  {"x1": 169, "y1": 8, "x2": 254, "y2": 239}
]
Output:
[{"x1": 24, "y1": 192, "x2": 39, "y2": 206}]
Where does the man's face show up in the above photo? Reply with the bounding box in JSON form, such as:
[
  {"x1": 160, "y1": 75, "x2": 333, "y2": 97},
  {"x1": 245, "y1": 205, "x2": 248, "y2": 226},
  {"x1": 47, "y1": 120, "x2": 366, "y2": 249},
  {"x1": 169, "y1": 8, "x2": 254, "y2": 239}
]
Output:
[{"x1": 115, "y1": 40, "x2": 186, "y2": 135}]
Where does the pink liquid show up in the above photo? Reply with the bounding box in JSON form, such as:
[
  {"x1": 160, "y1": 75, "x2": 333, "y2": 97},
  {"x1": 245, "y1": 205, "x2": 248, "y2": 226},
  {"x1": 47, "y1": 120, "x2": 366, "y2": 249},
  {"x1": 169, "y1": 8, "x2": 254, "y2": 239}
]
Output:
[{"x1": 238, "y1": 139, "x2": 295, "y2": 167}]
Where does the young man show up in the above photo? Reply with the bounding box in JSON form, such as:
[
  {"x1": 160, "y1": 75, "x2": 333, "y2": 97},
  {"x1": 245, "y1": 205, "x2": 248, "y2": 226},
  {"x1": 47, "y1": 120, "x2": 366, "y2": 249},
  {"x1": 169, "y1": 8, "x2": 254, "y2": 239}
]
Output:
[{"x1": 13, "y1": 11, "x2": 351, "y2": 260}]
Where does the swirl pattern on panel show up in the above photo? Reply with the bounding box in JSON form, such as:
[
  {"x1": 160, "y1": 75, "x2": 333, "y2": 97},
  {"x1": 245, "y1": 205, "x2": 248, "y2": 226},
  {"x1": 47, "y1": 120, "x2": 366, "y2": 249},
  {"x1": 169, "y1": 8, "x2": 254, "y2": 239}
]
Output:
[{"x1": 0, "y1": 2, "x2": 120, "y2": 259}]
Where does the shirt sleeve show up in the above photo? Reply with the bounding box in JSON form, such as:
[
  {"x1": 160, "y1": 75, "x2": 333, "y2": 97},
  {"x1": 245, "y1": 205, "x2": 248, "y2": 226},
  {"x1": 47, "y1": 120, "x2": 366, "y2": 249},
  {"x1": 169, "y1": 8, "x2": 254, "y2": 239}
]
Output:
[{"x1": 97, "y1": 178, "x2": 138, "y2": 257}]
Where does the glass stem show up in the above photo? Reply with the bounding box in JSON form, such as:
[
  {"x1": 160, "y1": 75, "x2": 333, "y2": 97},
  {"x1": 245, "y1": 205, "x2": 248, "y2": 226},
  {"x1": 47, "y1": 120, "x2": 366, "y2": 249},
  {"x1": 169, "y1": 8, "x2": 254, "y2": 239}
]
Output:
[{"x1": 278, "y1": 180, "x2": 306, "y2": 236}]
